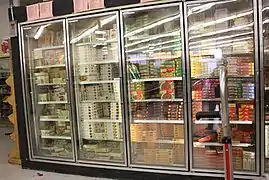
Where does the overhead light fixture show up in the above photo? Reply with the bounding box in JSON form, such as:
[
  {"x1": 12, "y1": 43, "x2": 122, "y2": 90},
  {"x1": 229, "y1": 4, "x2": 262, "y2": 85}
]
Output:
[
  {"x1": 189, "y1": 10, "x2": 253, "y2": 31},
  {"x1": 189, "y1": 31, "x2": 253, "y2": 46},
  {"x1": 125, "y1": 14, "x2": 180, "y2": 37},
  {"x1": 190, "y1": 36, "x2": 253, "y2": 49},
  {"x1": 263, "y1": 19, "x2": 269, "y2": 24},
  {"x1": 95, "y1": 30, "x2": 106, "y2": 34},
  {"x1": 263, "y1": 6, "x2": 269, "y2": 11},
  {"x1": 189, "y1": 23, "x2": 253, "y2": 40},
  {"x1": 125, "y1": 30, "x2": 180, "y2": 48},
  {"x1": 126, "y1": 39, "x2": 180, "y2": 53},
  {"x1": 34, "y1": 24, "x2": 51, "y2": 40},
  {"x1": 70, "y1": 15, "x2": 117, "y2": 44}
]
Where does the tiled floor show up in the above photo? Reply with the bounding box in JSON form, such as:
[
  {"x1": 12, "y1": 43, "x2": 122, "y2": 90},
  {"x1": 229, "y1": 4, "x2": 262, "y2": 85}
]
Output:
[{"x1": 0, "y1": 127, "x2": 111, "y2": 180}]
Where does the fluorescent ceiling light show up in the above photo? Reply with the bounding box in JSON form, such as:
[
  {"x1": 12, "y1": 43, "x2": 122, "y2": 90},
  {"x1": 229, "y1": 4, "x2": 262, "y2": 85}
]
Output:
[
  {"x1": 189, "y1": 10, "x2": 253, "y2": 31},
  {"x1": 190, "y1": 36, "x2": 253, "y2": 49},
  {"x1": 263, "y1": 6, "x2": 269, "y2": 11},
  {"x1": 95, "y1": 30, "x2": 106, "y2": 34},
  {"x1": 189, "y1": 31, "x2": 253, "y2": 46},
  {"x1": 125, "y1": 30, "x2": 180, "y2": 48},
  {"x1": 34, "y1": 24, "x2": 51, "y2": 40},
  {"x1": 263, "y1": 19, "x2": 269, "y2": 24},
  {"x1": 125, "y1": 14, "x2": 180, "y2": 37},
  {"x1": 189, "y1": 23, "x2": 253, "y2": 40},
  {"x1": 126, "y1": 39, "x2": 180, "y2": 53},
  {"x1": 70, "y1": 15, "x2": 116, "y2": 44}
]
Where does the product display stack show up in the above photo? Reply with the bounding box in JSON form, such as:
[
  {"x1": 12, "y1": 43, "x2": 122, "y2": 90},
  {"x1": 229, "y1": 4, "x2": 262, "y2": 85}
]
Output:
[{"x1": 0, "y1": 40, "x2": 11, "y2": 126}]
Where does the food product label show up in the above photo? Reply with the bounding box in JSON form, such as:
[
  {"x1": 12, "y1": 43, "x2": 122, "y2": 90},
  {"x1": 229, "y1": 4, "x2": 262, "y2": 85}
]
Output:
[
  {"x1": 26, "y1": 4, "x2": 40, "y2": 21},
  {"x1": 73, "y1": 0, "x2": 88, "y2": 13},
  {"x1": 39, "y1": 1, "x2": 53, "y2": 19},
  {"x1": 88, "y1": 0, "x2": 104, "y2": 10},
  {"x1": 33, "y1": 49, "x2": 43, "y2": 60}
]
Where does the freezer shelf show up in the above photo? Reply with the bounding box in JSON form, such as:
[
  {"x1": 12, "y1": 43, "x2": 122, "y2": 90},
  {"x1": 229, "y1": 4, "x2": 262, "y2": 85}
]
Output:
[
  {"x1": 187, "y1": 0, "x2": 256, "y2": 172},
  {"x1": 22, "y1": 21, "x2": 74, "y2": 160},
  {"x1": 123, "y1": 5, "x2": 186, "y2": 168},
  {"x1": 69, "y1": 13, "x2": 125, "y2": 163}
]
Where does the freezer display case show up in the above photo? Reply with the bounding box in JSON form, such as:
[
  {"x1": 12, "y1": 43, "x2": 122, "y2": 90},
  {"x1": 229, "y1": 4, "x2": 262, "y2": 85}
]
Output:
[
  {"x1": 262, "y1": 0, "x2": 269, "y2": 172},
  {"x1": 186, "y1": 0, "x2": 257, "y2": 172},
  {"x1": 68, "y1": 12, "x2": 125, "y2": 164},
  {"x1": 21, "y1": 21, "x2": 75, "y2": 160},
  {"x1": 122, "y1": 4, "x2": 187, "y2": 168}
]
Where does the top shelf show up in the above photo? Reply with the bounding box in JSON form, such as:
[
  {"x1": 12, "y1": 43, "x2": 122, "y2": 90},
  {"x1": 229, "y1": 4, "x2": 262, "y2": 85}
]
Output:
[
  {"x1": 131, "y1": 77, "x2": 182, "y2": 82},
  {"x1": 76, "y1": 40, "x2": 117, "y2": 47},
  {"x1": 35, "y1": 64, "x2": 66, "y2": 69},
  {"x1": 78, "y1": 60, "x2": 118, "y2": 65},
  {"x1": 33, "y1": 45, "x2": 65, "y2": 51},
  {"x1": 190, "y1": 52, "x2": 253, "y2": 57},
  {"x1": 192, "y1": 75, "x2": 254, "y2": 80},
  {"x1": 127, "y1": 56, "x2": 180, "y2": 62}
]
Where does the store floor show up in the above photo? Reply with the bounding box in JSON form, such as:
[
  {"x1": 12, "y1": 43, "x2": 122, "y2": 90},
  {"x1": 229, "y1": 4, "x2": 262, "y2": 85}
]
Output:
[{"x1": 0, "y1": 127, "x2": 112, "y2": 180}]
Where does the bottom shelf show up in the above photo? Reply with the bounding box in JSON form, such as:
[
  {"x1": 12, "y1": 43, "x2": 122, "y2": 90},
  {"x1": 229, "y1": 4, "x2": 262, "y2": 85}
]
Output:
[
  {"x1": 131, "y1": 143, "x2": 184, "y2": 166},
  {"x1": 193, "y1": 146, "x2": 255, "y2": 171},
  {"x1": 80, "y1": 141, "x2": 124, "y2": 162}
]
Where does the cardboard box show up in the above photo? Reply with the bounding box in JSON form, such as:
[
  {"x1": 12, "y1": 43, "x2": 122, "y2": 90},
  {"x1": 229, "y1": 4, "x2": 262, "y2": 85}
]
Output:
[
  {"x1": 88, "y1": 0, "x2": 105, "y2": 10},
  {"x1": 26, "y1": 3, "x2": 39, "y2": 21},
  {"x1": 39, "y1": 1, "x2": 53, "y2": 19},
  {"x1": 73, "y1": 0, "x2": 88, "y2": 13}
]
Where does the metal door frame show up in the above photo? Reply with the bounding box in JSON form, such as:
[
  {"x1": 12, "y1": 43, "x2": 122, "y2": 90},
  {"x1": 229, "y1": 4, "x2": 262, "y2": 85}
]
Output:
[
  {"x1": 120, "y1": 2, "x2": 189, "y2": 171},
  {"x1": 66, "y1": 10, "x2": 128, "y2": 167},
  {"x1": 19, "y1": 19, "x2": 76, "y2": 162},
  {"x1": 184, "y1": 0, "x2": 260, "y2": 175}
]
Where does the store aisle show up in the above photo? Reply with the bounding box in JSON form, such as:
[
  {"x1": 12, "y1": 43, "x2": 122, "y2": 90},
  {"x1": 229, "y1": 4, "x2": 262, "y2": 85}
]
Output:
[{"x1": 0, "y1": 127, "x2": 112, "y2": 180}]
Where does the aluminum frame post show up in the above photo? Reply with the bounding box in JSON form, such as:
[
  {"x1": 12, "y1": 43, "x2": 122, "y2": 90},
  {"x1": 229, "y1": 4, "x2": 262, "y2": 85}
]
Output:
[{"x1": 219, "y1": 63, "x2": 234, "y2": 180}]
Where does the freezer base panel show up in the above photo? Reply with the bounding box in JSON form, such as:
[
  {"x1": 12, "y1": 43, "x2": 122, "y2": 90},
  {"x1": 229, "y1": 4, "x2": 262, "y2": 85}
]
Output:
[{"x1": 21, "y1": 159, "x2": 262, "y2": 180}]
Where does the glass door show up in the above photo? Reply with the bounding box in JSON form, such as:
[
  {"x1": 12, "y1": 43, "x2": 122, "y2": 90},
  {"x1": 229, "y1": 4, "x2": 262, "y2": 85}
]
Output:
[
  {"x1": 21, "y1": 21, "x2": 75, "y2": 160},
  {"x1": 262, "y1": 0, "x2": 269, "y2": 172},
  {"x1": 122, "y1": 4, "x2": 187, "y2": 169},
  {"x1": 68, "y1": 12, "x2": 125, "y2": 164},
  {"x1": 186, "y1": 0, "x2": 258, "y2": 173}
]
